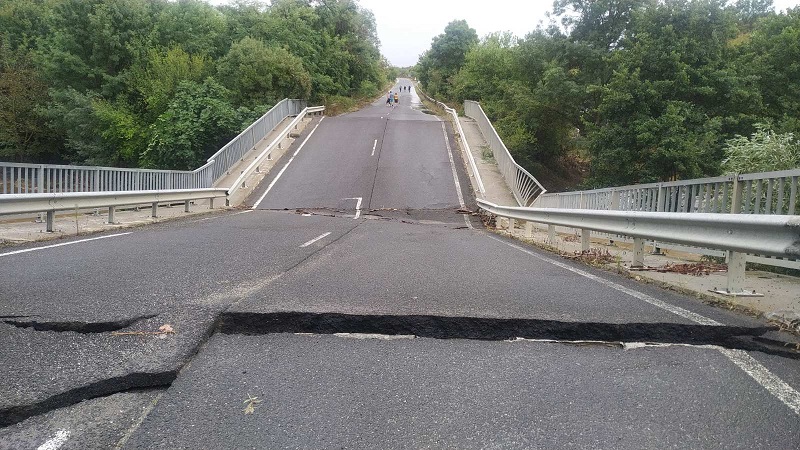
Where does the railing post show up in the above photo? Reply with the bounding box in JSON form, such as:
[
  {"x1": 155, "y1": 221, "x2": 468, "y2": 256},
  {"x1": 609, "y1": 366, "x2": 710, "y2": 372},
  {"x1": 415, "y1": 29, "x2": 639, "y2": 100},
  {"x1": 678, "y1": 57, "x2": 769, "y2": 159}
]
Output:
[
  {"x1": 94, "y1": 169, "x2": 100, "y2": 192},
  {"x1": 632, "y1": 238, "x2": 645, "y2": 268},
  {"x1": 610, "y1": 189, "x2": 620, "y2": 210},
  {"x1": 210, "y1": 198, "x2": 215, "y2": 209},
  {"x1": 547, "y1": 225, "x2": 556, "y2": 244},
  {"x1": 151, "y1": 202, "x2": 158, "y2": 218},
  {"x1": 730, "y1": 174, "x2": 743, "y2": 214},
  {"x1": 107, "y1": 206, "x2": 116, "y2": 224},
  {"x1": 524, "y1": 221, "x2": 533, "y2": 239},
  {"x1": 37, "y1": 165, "x2": 44, "y2": 193},
  {"x1": 581, "y1": 229, "x2": 591, "y2": 252},
  {"x1": 508, "y1": 218, "x2": 515, "y2": 235},
  {"x1": 184, "y1": 200, "x2": 190, "y2": 213},
  {"x1": 46, "y1": 211, "x2": 54, "y2": 232},
  {"x1": 725, "y1": 251, "x2": 747, "y2": 294}
]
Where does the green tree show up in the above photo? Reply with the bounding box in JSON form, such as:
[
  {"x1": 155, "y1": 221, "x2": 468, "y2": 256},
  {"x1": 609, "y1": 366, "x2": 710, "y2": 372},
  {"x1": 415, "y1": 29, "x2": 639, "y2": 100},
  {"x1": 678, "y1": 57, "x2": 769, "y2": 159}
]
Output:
[
  {"x1": 142, "y1": 78, "x2": 240, "y2": 170},
  {"x1": 418, "y1": 20, "x2": 479, "y2": 98},
  {"x1": 216, "y1": 37, "x2": 311, "y2": 108}
]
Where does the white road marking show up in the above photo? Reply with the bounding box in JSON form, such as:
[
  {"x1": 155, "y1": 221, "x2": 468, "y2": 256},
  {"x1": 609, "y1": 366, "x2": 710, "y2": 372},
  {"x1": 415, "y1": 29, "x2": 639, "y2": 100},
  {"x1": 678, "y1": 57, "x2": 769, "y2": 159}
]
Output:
[
  {"x1": 300, "y1": 232, "x2": 332, "y2": 248},
  {"x1": 488, "y1": 234, "x2": 800, "y2": 415},
  {"x1": 346, "y1": 197, "x2": 363, "y2": 219},
  {"x1": 37, "y1": 429, "x2": 70, "y2": 450},
  {"x1": 0, "y1": 233, "x2": 132, "y2": 258},
  {"x1": 440, "y1": 122, "x2": 465, "y2": 209},
  {"x1": 195, "y1": 210, "x2": 253, "y2": 222},
  {"x1": 251, "y1": 117, "x2": 325, "y2": 210},
  {"x1": 719, "y1": 348, "x2": 800, "y2": 415},
  {"x1": 371, "y1": 139, "x2": 377, "y2": 156},
  {"x1": 440, "y1": 122, "x2": 472, "y2": 229}
]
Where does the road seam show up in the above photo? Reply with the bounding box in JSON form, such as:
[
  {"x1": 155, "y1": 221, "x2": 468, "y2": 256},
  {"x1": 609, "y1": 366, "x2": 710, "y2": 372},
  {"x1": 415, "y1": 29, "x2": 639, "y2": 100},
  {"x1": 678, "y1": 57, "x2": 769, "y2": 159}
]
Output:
[{"x1": 487, "y1": 234, "x2": 800, "y2": 416}]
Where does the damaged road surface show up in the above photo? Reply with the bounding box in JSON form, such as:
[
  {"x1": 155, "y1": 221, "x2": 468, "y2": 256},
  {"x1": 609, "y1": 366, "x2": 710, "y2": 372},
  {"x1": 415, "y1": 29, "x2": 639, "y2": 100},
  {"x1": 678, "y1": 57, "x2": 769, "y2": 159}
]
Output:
[{"x1": 2, "y1": 81, "x2": 800, "y2": 449}]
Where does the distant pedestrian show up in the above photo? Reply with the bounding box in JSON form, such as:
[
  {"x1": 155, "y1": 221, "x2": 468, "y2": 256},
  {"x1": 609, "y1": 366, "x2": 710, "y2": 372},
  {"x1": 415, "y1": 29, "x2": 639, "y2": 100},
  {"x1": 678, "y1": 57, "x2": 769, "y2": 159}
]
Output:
[
  {"x1": 394, "y1": 92, "x2": 399, "y2": 105},
  {"x1": 386, "y1": 91, "x2": 392, "y2": 106}
]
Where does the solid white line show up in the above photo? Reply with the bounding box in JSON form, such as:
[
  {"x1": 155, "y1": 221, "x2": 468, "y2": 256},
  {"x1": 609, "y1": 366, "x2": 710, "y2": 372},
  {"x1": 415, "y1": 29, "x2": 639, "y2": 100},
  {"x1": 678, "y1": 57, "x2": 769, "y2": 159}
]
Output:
[
  {"x1": 487, "y1": 234, "x2": 800, "y2": 415},
  {"x1": 196, "y1": 210, "x2": 253, "y2": 222},
  {"x1": 300, "y1": 232, "x2": 332, "y2": 248},
  {"x1": 441, "y1": 122, "x2": 466, "y2": 209},
  {"x1": 372, "y1": 139, "x2": 377, "y2": 156},
  {"x1": 719, "y1": 348, "x2": 800, "y2": 415},
  {"x1": 0, "y1": 233, "x2": 132, "y2": 258},
  {"x1": 37, "y1": 429, "x2": 70, "y2": 450},
  {"x1": 251, "y1": 117, "x2": 325, "y2": 210},
  {"x1": 487, "y1": 235, "x2": 721, "y2": 326}
]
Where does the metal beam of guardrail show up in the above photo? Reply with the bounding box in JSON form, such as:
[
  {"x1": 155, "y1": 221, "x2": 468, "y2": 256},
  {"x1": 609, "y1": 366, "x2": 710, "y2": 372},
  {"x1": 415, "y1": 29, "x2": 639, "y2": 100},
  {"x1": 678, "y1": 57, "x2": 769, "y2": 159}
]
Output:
[
  {"x1": 477, "y1": 198, "x2": 800, "y2": 295},
  {"x1": 0, "y1": 188, "x2": 227, "y2": 232}
]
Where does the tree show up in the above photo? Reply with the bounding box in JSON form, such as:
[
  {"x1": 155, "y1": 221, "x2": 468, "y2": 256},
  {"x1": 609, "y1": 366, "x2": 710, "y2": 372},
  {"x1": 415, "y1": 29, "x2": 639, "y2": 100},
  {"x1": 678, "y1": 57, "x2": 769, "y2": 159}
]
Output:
[
  {"x1": 142, "y1": 78, "x2": 240, "y2": 170},
  {"x1": 722, "y1": 124, "x2": 800, "y2": 173},
  {"x1": 417, "y1": 20, "x2": 478, "y2": 98},
  {"x1": 216, "y1": 37, "x2": 311, "y2": 108}
]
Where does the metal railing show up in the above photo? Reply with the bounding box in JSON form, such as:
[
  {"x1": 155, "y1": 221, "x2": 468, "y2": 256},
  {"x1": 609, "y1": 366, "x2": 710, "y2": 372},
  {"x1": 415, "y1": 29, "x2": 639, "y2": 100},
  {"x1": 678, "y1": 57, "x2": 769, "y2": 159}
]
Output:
[
  {"x1": 0, "y1": 188, "x2": 228, "y2": 232},
  {"x1": 464, "y1": 101, "x2": 546, "y2": 206},
  {"x1": 479, "y1": 198, "x2": 800, "y2": 295},
  {"x1": 0, "y1": 99, "x2": 306, "y2": 195},
  {"x1": 533, "y1": 169, "x2": 800, "y2": 216}
]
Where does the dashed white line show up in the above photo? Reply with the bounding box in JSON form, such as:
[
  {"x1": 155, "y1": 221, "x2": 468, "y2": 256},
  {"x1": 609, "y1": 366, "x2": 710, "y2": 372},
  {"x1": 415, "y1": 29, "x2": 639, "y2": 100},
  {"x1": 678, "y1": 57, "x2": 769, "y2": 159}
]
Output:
[
  {"x1": 371, "y1": 139, "x2": 378, "y2": 156},
  {"x1": 488, "y1": 234, "x2": 800, "y2": 415},
  {"x1": 251, "y1": 117, "x2": 325, "y2": 210},
  {"x1": 0, "y1": 233, "x2": 132, "y2": 258},
  {"x1": 300, "y1": 232, "x2": 332, "y2": 248},
  {"x1": 37, "y1": 429, "x2": 70, "y2": 450}
]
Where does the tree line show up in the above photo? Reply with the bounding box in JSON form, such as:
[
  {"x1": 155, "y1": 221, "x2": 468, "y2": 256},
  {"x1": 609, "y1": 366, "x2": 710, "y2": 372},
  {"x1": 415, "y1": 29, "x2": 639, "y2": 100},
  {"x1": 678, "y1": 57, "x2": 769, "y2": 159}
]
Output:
[
  {"x1": 416, "y1": 0, "x2": 800, "y2": 188},
  {"x1": 0, "y1": 0, "x2": 388, "y2": 170}
]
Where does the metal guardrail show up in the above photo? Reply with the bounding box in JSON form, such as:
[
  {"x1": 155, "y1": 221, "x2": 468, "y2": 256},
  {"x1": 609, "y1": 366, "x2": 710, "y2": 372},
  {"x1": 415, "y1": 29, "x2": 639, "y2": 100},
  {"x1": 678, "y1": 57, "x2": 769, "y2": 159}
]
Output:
[
  {"x1": 464, "y1": 101, "x2": 546, "y2": 206},
  {"x1": 0, "y1": 99, "x2": 306, "y2": 195},
  {"x1": 0, "y1": 189, "x2": 228, "y2": 232},
  {"x1": 478, "y1": 198, "x2": 800, "y2": 295},
  {"x1": 533, "y1": 169, "x2": 800, "y2": 215},
  {"x1": 227, "y1": 105, "x2": 325, "y2": 201}
]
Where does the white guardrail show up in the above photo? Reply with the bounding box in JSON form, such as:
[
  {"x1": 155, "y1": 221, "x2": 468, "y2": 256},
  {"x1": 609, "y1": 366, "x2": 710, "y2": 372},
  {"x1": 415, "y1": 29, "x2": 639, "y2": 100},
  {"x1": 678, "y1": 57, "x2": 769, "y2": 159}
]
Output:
[
  {"x1": 464, "y1": 100, "x2": 546, "y2": 206},
  {"x1": 478, "y1": 198, "x2": 800, "y2": 295},
  {"x1": 0, "y1": 189, "x2": 228, "y2": 232},
  {"x1": 0, "y1": 99, "x2": 306, "y2": 195}
]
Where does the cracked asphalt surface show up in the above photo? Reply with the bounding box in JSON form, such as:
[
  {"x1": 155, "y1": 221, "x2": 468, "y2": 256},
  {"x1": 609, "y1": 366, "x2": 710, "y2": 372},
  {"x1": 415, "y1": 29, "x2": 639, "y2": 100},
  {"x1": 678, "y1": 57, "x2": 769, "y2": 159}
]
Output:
[{"x1": 1, "y1": 80, "x2": 799, "y2": 448}]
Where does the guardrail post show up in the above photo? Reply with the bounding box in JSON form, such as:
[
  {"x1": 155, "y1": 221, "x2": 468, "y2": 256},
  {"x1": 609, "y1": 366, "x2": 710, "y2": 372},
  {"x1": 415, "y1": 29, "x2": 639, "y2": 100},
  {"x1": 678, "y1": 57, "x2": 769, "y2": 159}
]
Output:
[
  {"x1": 548, "y1": 225, "x2": 556, "y2": 243},
  {"x1": 581, "y1": 229, "x2": 591, "y2": 252},
  {"x1": 151, "y1": 202, "x2": 158, "y2": 218},
  {"x1": 184, "y1": 200, "x2": 190, "y2": 213},
  {"x1": 524, "y1": 221, "x2": 533, "y2": 238},
  {"x1": 508, "y1": 218, "x2": 515, "y2": 235},
  {"x1": 726, "y1": 251, "x2": 746, "y2": 293},
  {"x1": 107, "y1": 206, "x2": 116, "y2": 224},
  {"x1": 46, "y1": 211, "x2": 54, "y2": 232},
  {"x1": 632, "y1": 238, "x2": 645, "y2": 268},
  {"x1": 730, "y1": 174, "x2": 743, "y2": 214},
  {"x1": 210, "y1": 198, "x2": 215, "y2": 209}
]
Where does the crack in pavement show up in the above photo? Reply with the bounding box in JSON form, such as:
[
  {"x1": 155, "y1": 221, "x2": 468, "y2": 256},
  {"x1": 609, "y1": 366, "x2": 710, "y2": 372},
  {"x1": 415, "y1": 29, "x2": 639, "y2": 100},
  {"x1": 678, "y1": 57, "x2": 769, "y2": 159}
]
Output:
[
  {"x1": 0, "y1": 372, "x2": 176, "y2": 428},
  {"x1": 4, "y1": 314, "x2": 158, "y2": 334},
  {"x1": 218, "y1": 311, "x2": 800, "y2": 360}
]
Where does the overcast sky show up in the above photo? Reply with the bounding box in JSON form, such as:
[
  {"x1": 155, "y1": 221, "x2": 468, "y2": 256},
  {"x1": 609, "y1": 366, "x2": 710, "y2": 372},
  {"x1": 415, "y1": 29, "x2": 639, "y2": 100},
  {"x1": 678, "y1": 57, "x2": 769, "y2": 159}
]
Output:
[{"x1": 206, "y1": 0, "x2": 800, "y2": 67}]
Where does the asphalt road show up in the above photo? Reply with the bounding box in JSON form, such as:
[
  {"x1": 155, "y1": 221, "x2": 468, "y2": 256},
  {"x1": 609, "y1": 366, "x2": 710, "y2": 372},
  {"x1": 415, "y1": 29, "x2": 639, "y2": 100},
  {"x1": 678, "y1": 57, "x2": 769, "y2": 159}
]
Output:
[{"x1": 1, "y1": 79, "x2": 798, "y2": 449}]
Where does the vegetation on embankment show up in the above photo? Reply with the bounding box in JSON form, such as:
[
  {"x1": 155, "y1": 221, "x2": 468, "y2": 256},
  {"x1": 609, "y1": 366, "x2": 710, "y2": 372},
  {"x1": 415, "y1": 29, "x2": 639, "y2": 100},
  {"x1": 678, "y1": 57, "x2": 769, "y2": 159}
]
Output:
[
  {"x1": 414, "y1": 1, "x2": 800, "y2": 190},
  {"x1": 0, "y1": 0, "x2": 389, "y2": 170}
]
